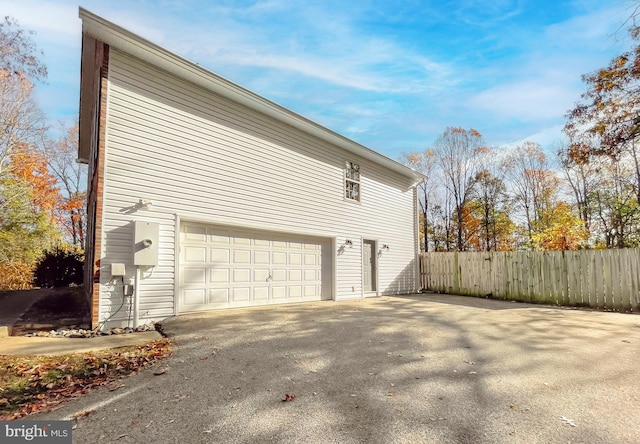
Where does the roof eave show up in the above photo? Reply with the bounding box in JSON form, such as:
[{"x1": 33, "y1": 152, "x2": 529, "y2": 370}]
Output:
[{"x1": 78, "y1": 8, "x2": 424, "y2": 182}]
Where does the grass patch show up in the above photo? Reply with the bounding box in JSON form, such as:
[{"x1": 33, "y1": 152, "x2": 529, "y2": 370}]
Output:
[{"x1": 0, "y1": 339, "x2": 171, "y2": 419}]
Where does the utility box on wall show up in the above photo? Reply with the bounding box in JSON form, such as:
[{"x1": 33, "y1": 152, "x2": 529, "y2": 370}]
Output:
[{"x1": 133, "y1": 221, "x2": 159, "y2": 266}]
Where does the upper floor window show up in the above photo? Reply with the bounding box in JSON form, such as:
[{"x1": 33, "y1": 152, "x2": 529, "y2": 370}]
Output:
[{"x1": 345, "y1": 161, "x2": 360, "y2": 201}]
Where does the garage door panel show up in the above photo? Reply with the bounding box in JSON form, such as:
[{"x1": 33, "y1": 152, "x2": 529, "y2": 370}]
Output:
[
  {"x1": 185, "y1": 225, "x2": 207, "y2": 241},
  {"x1": 210, "y1": 232, "x2": 230, "y2": 244},
  {"x1": 211, "y1": 248, "x2": 230, "y2": 262},
  {"x1": 233, "y1": 250, "x2": 251, "y2": 264},
  {"x1": 289, "y1": 286, "x2": 302, "y2": 298},
  {"x1": 254, "y1": 286, "x2": 269, "y2": 300},
  {"x1": 233, "y1": 287, "x2": 250, "y2": 302},
  {"x1": 210, "y1": 268, "x2": 229, "y2": 283},
  {"x1": 180, "y1": 223, "x2": 331, "y2": 312},
  {"x1": 272, "y1": 252, "x2": 287, "y2": 264},
  {"x1": 290, "y1": 269, "x2": 302, "y2": 281},
  {"x1": 272, "y1": 286, "x2": 286, "y2": 299},
  {"x1": 233, "y1": 236, "x2": 251, "y2": 245},
  {"x1": 254, "y1": 250, "x2": 270, "y2": 264},
  {"x1": 183, "y1": 268, "x2": 206, "y2": 284},
  {"x1": 184, "y1": 289, "x2": 206, "y2": 305},
  {"x1": 233, "y1": 269, "x2": 251, "y2": 282},
  {"x1": 184, "y1": 246, "x2": 207, "y2": 263},
  {"x1": 254, "y1": 269, "x2": 270, "y2": 281},
  {"x1": 210, "y1": 289, "x2": 229, "y2": 303},
  {"x1": 304, "y1": 269, "x2": 316, "y2": 281},
  {"x1": 272, "y1": 269, "x2": 286, "y2": 281}
]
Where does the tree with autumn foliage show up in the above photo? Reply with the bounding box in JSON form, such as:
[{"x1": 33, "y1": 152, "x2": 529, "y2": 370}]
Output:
[
  {"x1": 467, "y1": 169, "x2": 515, "y2": 251},
  {"x1": 401, "y1": 149, "x2": 437, "y2": 251},
  {"x1": 0, "y1": 145, "x2": 63, "y2": 287},
  {"x1": 531, "y1": 202, "x2": 589, "y2": 251},
  {"x1": 564, "y1": 19, "x2": 640, "y2": 162},
  {"x1": 564, "y1": 11, "x2": 640, "y2": 208},
  {"x1": 0, "y1": 17, "x2": 84, "y2": 289},
  {"x1": 45, "y1": 125, "x2": 86, "y2": 247},
  {"x1": 433, "y1": 127, "x2": 486, "y2": 251},
  {"x1": 0, "y1": 17, "x2": 47, "y2": 178},
  {"x1": 589, "y1": 156, "x2": 640, "y2": 248},
  {"x1": 502, "y1": 142, "x2": 561, "y2": 247},
  {"x1": 556, "y1": 142, "x2": 599, "y2": 237}
]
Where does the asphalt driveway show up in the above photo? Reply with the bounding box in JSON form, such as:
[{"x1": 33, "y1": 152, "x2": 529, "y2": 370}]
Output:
[{"x1": 36, "y1": 295, "x2": 640, "y2": 443}]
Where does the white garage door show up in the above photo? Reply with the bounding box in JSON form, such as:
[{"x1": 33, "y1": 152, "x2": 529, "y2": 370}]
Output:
[{"x1": 179, "y1": 223, "x2": 332, "y2": 312}]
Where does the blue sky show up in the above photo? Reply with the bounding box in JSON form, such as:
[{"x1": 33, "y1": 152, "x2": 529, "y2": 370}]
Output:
[{"x1": 0, "y1": 0, "x2": 634, "y2": 160}]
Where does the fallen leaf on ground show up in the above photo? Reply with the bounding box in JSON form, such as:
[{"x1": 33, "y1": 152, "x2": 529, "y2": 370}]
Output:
[
  {"x1": 153, "y1": 368, "x2": 168, "y2": 376},
  {"x1": 282, "y1": 394, "x2": 296, "y2": 402},
  {"x1": 72, "y1": 409, "x2": 95, "y2": 419},
  {"x1": 0, "y1": 339, "x2": 172, "y2": 420}
]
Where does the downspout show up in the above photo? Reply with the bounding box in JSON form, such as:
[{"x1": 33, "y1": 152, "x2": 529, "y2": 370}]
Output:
[
  {"x1": 413, "y1": 183, "x2": 421, "y2": 293},
  {"x1": 133, "y1": 266, "x2": 140, "y2": 328}
]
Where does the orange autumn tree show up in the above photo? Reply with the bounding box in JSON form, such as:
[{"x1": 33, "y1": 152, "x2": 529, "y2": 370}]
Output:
[
  {"x1": 45, "y1": 125, "x2": 86, "y2": 247},
  {"x1": 0, "y1": 16, "x2": 52, "y2": 289},
  {"x1": 10, "y1": 144, "x2": 62, "y2": 222},
  {"x1": 0, "y1": 145, "x2": 63, "y2": 288},
  {"x1": 458, "y1": 202, "x2": 483, "y2": 251},
  {"x1": 531, "y1": 202, "x2": 589, "y2": 251}
]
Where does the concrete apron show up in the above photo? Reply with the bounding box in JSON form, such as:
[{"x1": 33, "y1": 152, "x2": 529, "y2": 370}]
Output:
[{"x1": 0, "y1": 331, "x2": 163, "y2": 356}]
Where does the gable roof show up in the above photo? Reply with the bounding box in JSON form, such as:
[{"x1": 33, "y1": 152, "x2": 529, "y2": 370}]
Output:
[{"x1": 78, "y1": 8, "x2": 424, "y2": 183}]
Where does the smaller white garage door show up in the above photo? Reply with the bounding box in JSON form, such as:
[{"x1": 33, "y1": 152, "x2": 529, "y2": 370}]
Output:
[{"x1": 179, "y1": 223, "x2": 332, "y2": 312}]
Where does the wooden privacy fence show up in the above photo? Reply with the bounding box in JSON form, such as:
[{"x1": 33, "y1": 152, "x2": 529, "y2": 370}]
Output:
[{"x1": 419, "y1": 249, "x2": 640, "y2": 312}]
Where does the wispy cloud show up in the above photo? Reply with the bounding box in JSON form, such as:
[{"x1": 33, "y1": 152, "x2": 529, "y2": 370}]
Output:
[
  {"x1": 2, "y1": 0, "x2": 79, "y2": 43},
  {"x1": 451, "y1": 0, "x2": 525, "y2": 26},
  {"x1": 2, "y1": 0, "x2": 635, "y2": 158},
  {"x1": 147, "y1": 4, "x2": 456, "y2": 95}
]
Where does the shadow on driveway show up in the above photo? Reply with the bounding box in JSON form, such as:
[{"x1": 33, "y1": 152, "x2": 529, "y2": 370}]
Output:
[{"x1": 37, "y1": 295, "x2": 640, "y2": 444}]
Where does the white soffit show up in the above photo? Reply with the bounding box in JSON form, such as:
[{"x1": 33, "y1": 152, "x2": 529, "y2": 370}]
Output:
[{"x1": 78, "y1": 8, "x2": 424, "y2": 183}]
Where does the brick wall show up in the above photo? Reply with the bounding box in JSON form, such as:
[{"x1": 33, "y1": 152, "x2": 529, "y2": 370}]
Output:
[{"x1": 84, "y1": 41, "x2": 109, "y2": 329}]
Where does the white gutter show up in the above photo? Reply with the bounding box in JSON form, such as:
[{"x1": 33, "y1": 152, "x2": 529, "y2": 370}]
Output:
[{"x1": 78, "y1": 7, "x2": 424, "y2": 182}]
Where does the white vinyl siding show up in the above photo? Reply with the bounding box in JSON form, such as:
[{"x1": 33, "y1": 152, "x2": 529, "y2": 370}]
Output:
[{"x1": 98, "y1": 49, "x2": 417, "y2": 326}]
